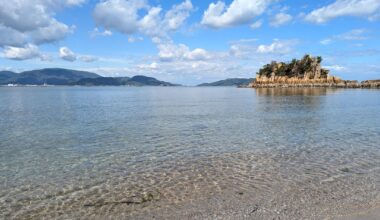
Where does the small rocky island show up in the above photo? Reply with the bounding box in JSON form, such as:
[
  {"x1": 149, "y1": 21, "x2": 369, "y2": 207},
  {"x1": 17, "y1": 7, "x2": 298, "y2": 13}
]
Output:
[{"x1": 249, "y1": 55, "x2": 379, "y2": 88}]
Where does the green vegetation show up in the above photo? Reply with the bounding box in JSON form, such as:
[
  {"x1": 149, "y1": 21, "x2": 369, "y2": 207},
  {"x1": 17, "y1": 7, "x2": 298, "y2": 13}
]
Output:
[{"x1": 257, "y1": 55, "x2": 329, "y2": 78}]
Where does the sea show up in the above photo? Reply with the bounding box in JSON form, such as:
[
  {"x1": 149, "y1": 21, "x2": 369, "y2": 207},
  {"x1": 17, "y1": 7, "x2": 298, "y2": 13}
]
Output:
[{"x1": 1, "y1": 86, "x2": 379, "y2": 219}]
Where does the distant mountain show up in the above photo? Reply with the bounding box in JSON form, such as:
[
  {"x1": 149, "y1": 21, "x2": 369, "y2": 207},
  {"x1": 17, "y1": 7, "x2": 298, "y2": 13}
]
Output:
[
  {"x1": 0, "y1": 71, "x2": 17, "y2": 84},
  {"x1": 197, "y1": 78, "x2": 254, "y2": 87},
  {"x1": 0, "y1": 68, "x2": 179, "y2": 86},
  {"x1": 127, "y1": 75, "x2": 179, "y2": 86},
  {"x1": 0, "y1": 68, "x2": 100, "y2": 85},
  {"x1": 75, "y1": 77, "x2": 131, "y2": 86},
  {"x1": 76, "y1": 76, "x2": 179, "y2": 86}
]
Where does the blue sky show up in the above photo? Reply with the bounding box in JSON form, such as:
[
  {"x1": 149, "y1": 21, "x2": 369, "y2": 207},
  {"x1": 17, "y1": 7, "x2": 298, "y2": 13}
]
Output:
[{"x1": 1, "y1": 0, "x2": 380, "y2": 85}]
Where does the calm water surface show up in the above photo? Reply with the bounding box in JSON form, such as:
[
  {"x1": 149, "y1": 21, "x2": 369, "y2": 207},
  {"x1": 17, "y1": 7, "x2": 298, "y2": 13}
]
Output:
[{"x1": 0, "y1": 87, "x2": 379, "y2": 219}]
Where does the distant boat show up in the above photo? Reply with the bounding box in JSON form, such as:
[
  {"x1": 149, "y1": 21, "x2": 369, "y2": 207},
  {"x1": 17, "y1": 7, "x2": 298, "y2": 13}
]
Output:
[
  {"x1": 7, "y1": 84, "x2": 16, "y2": 87},
  {"x1": 43, "y1": 82, "x2": 48, "y2": 86}
]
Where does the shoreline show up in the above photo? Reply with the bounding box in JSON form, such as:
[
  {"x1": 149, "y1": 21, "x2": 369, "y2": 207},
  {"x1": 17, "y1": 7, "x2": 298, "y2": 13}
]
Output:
[{"x1": 249, "y1": 80, "x2": 380, "y2": 88}]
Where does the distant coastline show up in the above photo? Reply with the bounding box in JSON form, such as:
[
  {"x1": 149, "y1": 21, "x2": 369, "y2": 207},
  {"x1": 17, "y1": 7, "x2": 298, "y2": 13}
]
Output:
[
  {"x1": 0, "y1": 68, "x2": 179, "y2": 87},
  {"x1": 197, "y1": 78, "x2": 254, "y2": 87},
  {"x1": 1, "y1": 61, "x2": 379, "y2": 88}
]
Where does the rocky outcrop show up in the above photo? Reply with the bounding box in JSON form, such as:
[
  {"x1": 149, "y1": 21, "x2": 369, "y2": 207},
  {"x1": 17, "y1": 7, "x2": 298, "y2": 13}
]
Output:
[
  {"x1": 361, "y1": 80, "x2": 380, "y2": 88},
  {"x1": 248, "y1": 55, "x2": 377, "y2": 88}
]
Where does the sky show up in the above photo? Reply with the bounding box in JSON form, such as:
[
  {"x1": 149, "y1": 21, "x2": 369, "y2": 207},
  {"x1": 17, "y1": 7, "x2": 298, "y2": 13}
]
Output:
[{"x1": 0, "y1": 0, "x2": 380, "y2": 85}]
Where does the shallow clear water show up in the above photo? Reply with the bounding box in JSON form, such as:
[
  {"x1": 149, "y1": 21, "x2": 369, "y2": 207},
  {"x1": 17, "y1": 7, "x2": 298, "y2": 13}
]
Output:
[{"x1": 0, "y1": 87, "x2": 379, "y2": 219}]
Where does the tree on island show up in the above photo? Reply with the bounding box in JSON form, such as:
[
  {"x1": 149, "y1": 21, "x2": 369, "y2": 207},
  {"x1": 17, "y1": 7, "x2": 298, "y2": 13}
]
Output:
[{"x1": 256, "y1": 55, "x2": 329, "y2": 79}]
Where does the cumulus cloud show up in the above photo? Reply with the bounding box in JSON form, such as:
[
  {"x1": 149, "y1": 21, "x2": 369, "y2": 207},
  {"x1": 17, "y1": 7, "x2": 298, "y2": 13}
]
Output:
[
  {"x1": 157, "y1": 43, "x2": 189, "y2": 61},
  {"x1": 59, "y1": 47, "x2": 77, "y2": 62},
  {"x1": 58, "y1": 47, "x2": 99, "y2": 62},
  {"x1": 184, "y1": 48, "x2": 211, "y2": 60},
  {"x1": 31, "y1": 20, "x2": 74, "y2": 44},
  {"x1": 65, "y1": 0, "x2": 86, "y2": 6},
  {"x1": 0, "y1": 25, "x2": 26, "y2": 47},
  {"x1": 163, "y1": 0, "x2": 193, "y2": 30},
  {"x1": 91, "y1": 28, "x2": 113, "y2": 38},
  {"x1": 305, "y1": 0, "x2": 380, "y2": 24},
  {"x1": 228, "y1": 38, "x2": 298, "y2": 62},
  {"x1": 157, "y1": 42, "x2": 211, "y2": 61},
  {"x1": 93, "y1": 0, "x2": 195, "y2": 65},
  {"x1": 270, "y1": 13, "x2": 292, "y2": 27},
  {"x1": 93, "y1": 0, "x2": 147, "y2": 34},
  {"x1": 0, "y1": 0, "x2": 80, "y2": 55},
  {"x1": 250, "y1": 20, "x2": 263, "y2": 29},
  {"x1": 229, "y1": 44, "x2": 253, "y2": 57},
  {"x1": 79, "y1": 37, "x2": 304, "y2": 85},
  {"x1": 201, "y1": 0, "x2": 273, "y2": 28},
  {"x1": 93, "y1": 0, "x2": 193, "y2": 38},
  {"x1": 256, "y1": 39, "x2": 297, "y2": 54},
  {"x1": 0, "y1": 1, "x2": 52, "y2": 32},
  {"x1": 2, "y1": 44, "x2": 43, "y2": 60}
]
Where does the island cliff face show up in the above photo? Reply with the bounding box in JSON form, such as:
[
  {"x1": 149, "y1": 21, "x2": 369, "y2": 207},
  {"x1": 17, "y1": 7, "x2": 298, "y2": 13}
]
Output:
[{"x1": 249, "y1": 55, "x2": 379, "y2": 88}]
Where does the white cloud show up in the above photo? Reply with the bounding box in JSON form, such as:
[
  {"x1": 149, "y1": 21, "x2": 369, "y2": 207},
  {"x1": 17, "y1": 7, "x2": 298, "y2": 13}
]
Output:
[
  {"x1": 270, "y1": 13, "x2": 292, "y2": 27},
  {"x1": 59, "y1": 47, "x2": 77, "y2": 62},
  {"x1": 305, "y1": 0, "x2": 380, "y2": 24},
  {"x1": 201, "y1": 0, "x2": 273, "y2": 28},
  {"x1": 163, "y1": 0, "x2": 193, "y2": 30},
  {"x1": 229, "y1": 44, "x2": 251, "y2": 57},
  {"x1": 128, "y1": 36, "x2": 144, "y2": 43},
  {"x1": 79, "y1": 55, "x2": 98, "y2": 63},
  {"x1": 157, "y1": 42, "x2": 211, "y2": 61},
  {"x1": 0, "y1": 1, "x2": 51, "y2": 32},
  {"x1": 58, "y1": 47, "x2": 99, "y2": 62},
  {"x1": 184, "y1": 48, "x2": 211, "y2": 60},
  {"x1": 79, "y1": 37, "x2": 304, "y2": 85},
  {"x1": 65, "y1": 0, "x2": 86, "y2": 6},
  {"x1": 93, "y1": 0, "x2": 147, "y2": 34},
  {"x1": 320, "y1": 29, "x2": 368, "y2": 44},
  {"x1": 320, "y1": 39, "x2": 332, "y2": 45},
  {"x1": 157, "y1": 43, "x2": 188, "y2": 61},
  {"x1": 250, "y1": 20, "x2": 263, "y2": 29},
  {"x1": 82, "y1": 58, "x2": 257, "y2": 86},
  {"x1": 93, "y1": 0, "x2": 194, "y2": 67},
  {"x1": 256, "y1": 39, "x2": 297, "y2": 54},
  {"x1": 0, "y1": 0, "x2": 79, "y2": 49},
  {"x1": 91, "y1": 28, "x2": 113, "y2": 37},
  {"x1": 0, "y1": 25, "x2": 26, "y2": 47},
  {"x1": 229, "y1": 38, "x2": 300, "y2": 60},
  {"x1": 138, "y1": 6, "x2": 163, "y2": 36},
  {"x1": 93, "y1": 0, "x2": 193, "y2": 38},
  {"x1": 336, "y1": 29, "x2": 368, "y2": 40},
  {"x1": 369, "y1": 12, "x2": 380, "y2": 21},
  {"x1": 31, "y1": 20, "x2": 74, "y2": 44},
  {"x1": 138, "y1": 62, "x2": 159, "y2": 69},
  {"x1": 324, "y1": 65, "x2": 347, "y2": 71},
  {"x1": 2, "y1": 44, "x2": 43, "y2": 60}
]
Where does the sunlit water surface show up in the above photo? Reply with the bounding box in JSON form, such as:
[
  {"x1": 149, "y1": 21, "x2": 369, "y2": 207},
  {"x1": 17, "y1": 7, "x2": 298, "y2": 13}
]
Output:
[{"x1": 0, "y1": 87, "x2": 379, "y2": 219}]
